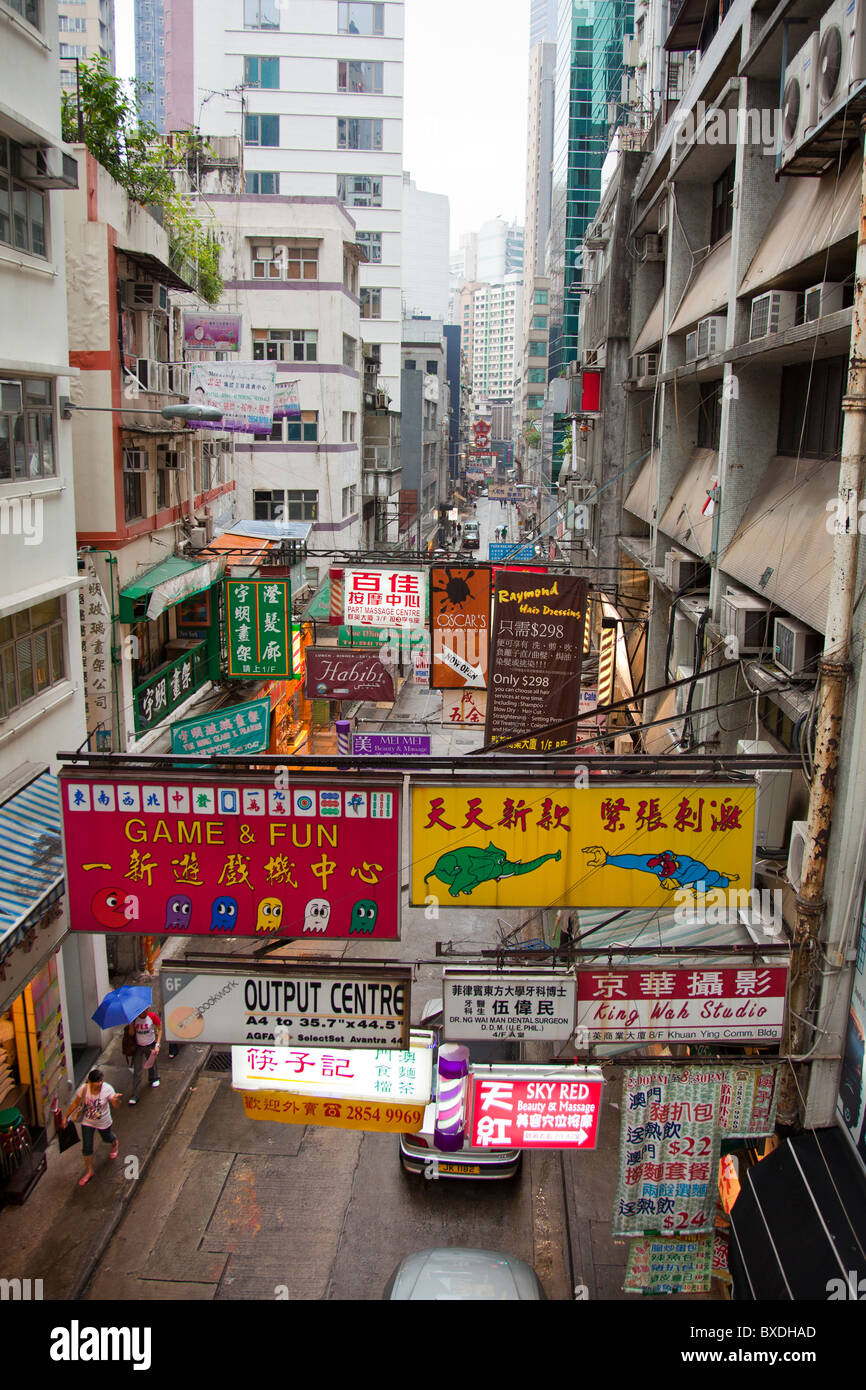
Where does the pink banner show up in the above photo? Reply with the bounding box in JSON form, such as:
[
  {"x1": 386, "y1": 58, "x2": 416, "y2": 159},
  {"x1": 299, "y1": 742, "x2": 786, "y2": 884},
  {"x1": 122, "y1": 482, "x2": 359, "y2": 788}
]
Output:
[
  {"x1": 469, "y1": 1074, "x2": 603, "y2": 1150},
  {"x1": 576, "y1": 967, "x2": 788, "y2": 1045}
]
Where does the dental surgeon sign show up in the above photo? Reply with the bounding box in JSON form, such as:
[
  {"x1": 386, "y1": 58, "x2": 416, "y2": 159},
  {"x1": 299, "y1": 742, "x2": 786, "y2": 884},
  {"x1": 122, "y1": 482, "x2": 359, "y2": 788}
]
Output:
[{"x1": 59, "y1": 772, "x2": 400, "y2": 939}]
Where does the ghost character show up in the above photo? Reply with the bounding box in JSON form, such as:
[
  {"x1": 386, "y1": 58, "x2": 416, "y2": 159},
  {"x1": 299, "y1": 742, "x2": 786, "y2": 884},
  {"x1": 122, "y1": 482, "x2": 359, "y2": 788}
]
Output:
[
  {"x1": 255, "y1": 897, "x2": 283, "y2": 933},
  {"x1": 163, "y1": 894, "x2": 192, "y2": 931},
  {"x1": 350, "y1": 899, "x2": 379, "y2": 936},
  {"x1": 303, "y1": 899, "x2": 331, "y2": 934},
  {"x1": 209, "y1": 895, "x2": 238, "y2": 932}
]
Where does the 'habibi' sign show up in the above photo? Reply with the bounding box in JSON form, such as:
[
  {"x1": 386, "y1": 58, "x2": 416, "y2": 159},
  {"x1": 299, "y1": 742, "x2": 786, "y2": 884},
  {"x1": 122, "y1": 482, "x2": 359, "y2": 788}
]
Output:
[
  {"x1": 305, "y1": 648, "x2": 394, "y2": 702},
  {"x1": 485, "y1": 574, "x2": 588, "y2": 752}
]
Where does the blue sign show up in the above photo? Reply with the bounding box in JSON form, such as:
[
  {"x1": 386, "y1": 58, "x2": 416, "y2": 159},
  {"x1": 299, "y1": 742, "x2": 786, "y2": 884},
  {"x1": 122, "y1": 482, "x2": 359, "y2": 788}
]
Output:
[
  {"x1": 488, "y1": 543, "x2": 538, "y2": 563},
  {"x1": 351, "y1": 733, "x2": 432, "y2": 757}
]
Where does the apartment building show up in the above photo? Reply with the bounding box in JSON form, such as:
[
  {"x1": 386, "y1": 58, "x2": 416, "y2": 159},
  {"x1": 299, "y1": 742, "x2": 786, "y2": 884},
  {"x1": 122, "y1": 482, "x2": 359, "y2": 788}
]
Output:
[
  {"x1": 134, "y1": 0, "x2": 165, "y2": 127},
  {"x1": 401, "y1": 171, "x2": 449, "y2": 321},
  {"x1": 400, "y1": 317, "x2": 449, "y2": 550},
  {"x1": 520, "y1": 40, "x2": 556, "y2": 483},
  {"x1": 470, "y1": 275, "x2": 523, "y2": 403},
  {"x1": 58, "y1": 0, "x2": 115, "y2": 90}
]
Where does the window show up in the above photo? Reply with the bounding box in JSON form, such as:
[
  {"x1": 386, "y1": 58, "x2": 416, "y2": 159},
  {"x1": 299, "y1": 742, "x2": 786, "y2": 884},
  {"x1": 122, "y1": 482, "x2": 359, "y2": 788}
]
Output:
[
  {"x1": 528, "y1": 341, "x2": 547, "y2": 357},
  {"x1": 157, "y1": 466, "x2": 170, "y2": 510},
  {"x1": 337, "y1": 174, "x2": 382, "y2": 207},
  {"x1": 342, "y1": 255, "x2": 357, "y2": 294},
  {"x1": 338, "y1": 3, "x2": 384, "y2": 35},
  {"x1": 251, "y1": 243, "x2": 317, "y2": 278},
  {"x1": 355, "y1": 230, "x2": 382, "y2": 264},
  {"x1": 58, "y1": 13, "x2": 87, "y2": 30},
  {"x1": 0, "y1": 377, "x2": 55, "y2": 481},
  {"x1": 360, "y1": 287, "x2": 381, "y2": 319},
  {"x1": 0, "y1": 598, "x2": 66, "y2": 718},
  {"x1": 253, "y1": 329, "x2": 317, "y2": 362},
  {"x1": 244, "y1": 171, "x2": 279, "y2": 195},
  {"x1": 59, "y1": 43, "x2": 86, "y2": 56},
  {"x1": 534, "y1": 289, "x2": 548, "y2": 305},
  {"x1": 426, "y1": 361, "x2": 438, "y2": 375},
  {"x1": 6, "y1": 0, "x2": 41, "y2": 27},
  {"x1": 527, "y1": 368, "x2": 546, "y2": 383},
  {"x1": 255, "y1": 489, "x2": 318, "y2": 521},
  {"x1": 710, "y1": 162, "x2": 734, "y2": 245},
  {"x1": 343, "y1": 334, "x2": 356, "y2": 368},
  {"x1": 342, "y1": 485, "x2": 357, "y2": 517},
  {"x1": 244, "y1": 114, "x2": 279, "y2": 147},
  {"x1": 528, "y1": 394, "x2": 545, "y2": 410},
  {"x1": 778, "y1": 356, "x2": 846, "y2": 458},
  {"x1": 342, "y1": 411, "x2": 356, "y2": 442},
  {"x1": 404, "y1": 359, "x2": 416, "y2": 370},
  {"x1": 531, "y1": 315, "x2": 548, "y2": 330},
  {"x1": 244, "y1": 0, "x2": 279, "y2": 29},
  {"x1": 123, "y1": 470, "x2": 145, "y2": 521},
  {"x1": 697, "y1": 380, "x2": 723, "y2": 450},
  {"x1": 338, "y1": 59, "x2": 383, "y2": 93},
  {"x1": 244, "y1": 55, "x2": 279, "y2": 88},
  {"x1": 337, "y1": 118, "x2": 383, "y2": 151},
  {"x1": 287, "y1": 411, "x2": 318, "y2": 443}
]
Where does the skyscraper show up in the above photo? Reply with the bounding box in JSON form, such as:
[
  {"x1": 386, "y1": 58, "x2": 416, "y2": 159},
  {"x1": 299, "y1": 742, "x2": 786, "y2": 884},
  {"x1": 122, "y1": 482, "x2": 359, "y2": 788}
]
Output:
[
  {"x1": 530, "y1": 0, "x2": 559, "y2": 46},
  {"x1": 402, "y1": 172, "x2": 450, "y2": 321},
  {"x1": 59, "y1": 0, "x2": 115, "y2": 90},
  {"x1": 134, "y1": 0, "x2": 165, "y2": 128}
]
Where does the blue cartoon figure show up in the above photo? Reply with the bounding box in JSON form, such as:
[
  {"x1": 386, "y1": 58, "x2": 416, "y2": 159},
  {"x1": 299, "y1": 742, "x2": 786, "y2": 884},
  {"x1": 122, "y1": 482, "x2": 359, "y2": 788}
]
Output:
[
  {"x1": 350, "y1": 899, "x2": 379, "y2": 935},
  {"x1": 582, "y1": 846, "x2": 739, "y2": 893},
  {"x1": 163, "y1": 894, "x2": 192, "y2": 931},
  {"x1": 209, "y1": 895, "x2": 238, "y2": 932}
]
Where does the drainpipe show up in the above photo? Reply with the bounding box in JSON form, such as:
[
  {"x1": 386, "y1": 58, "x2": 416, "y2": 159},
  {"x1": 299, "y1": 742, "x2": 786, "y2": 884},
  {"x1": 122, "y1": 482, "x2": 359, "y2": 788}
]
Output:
[{"x1": 777, "y1": 116, "x2": 866, "y2": 1126}]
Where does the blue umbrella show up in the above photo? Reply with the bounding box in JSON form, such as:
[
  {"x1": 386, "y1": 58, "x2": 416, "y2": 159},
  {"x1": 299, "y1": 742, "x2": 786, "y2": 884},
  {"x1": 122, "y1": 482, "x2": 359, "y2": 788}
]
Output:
[{"x1": 92, "y1": 986, "x2": 152, "y2": 1029}]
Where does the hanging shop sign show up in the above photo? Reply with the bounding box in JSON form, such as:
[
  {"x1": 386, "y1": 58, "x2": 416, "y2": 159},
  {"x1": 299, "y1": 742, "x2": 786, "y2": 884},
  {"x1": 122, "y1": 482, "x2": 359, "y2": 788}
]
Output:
[
  {"x1": 623, "y1": 1233, "x2": 715, "y2": 1296},
  {"x1": 59, "y1": 772, "x2": 401, "y2": 940},
  {"x1": 161, "y1": 962, "x2": 411, "y2": 1048},
  {"x1": 343, "y1": 567, "x2": 426, "y2": 630},
  {"x1": 468, "y1": 1067, "x2": 603, "y2": 1150},
  {"x1": 485, "y1": 574, "x2": 588, "y2": 753},
  {"x1": 305, "y1": 648, "x2": 394, "y2": 702},
  {"x1": 170, "y1": 696, "x2": 271, "y2": 757},
  {"x1": 410, "y1": 783, "x2": 757, "y2": 910},
  {"x1": 187, "y1": 361, "x2": 276, "y2": 433},
  {"x1": 225, "y1": 577, "x2": 293, "y2": 679},
  {"x1": 442, "y1": 970, "x2": 576, "y2": 1041},
  {"x1": 612, "y1": 1065, "x2": 780, "y2": 1237},
  {"x1": 413, "y1": 650, "x2": 430, "y2": 685},
  {"x1": 441, "y1": 689, "x2": 487, "y2": 727},
  {"x1": 430, "y1": 566, "x2": 491, "y2": 689},
  {"x1": 487, "y1": 483, "x2": 521, "y2": 503},
  {"x1": 133, "y1": 642, "x2": 205, "y2": 735},
  {"x1": 488, "y1": 543, "x2": 537, "y2": 563},
  {"x1": 233, "y1": 1037, "x2": 433, "y2": 1103},
  {"x1": 183, "y1": 312, "x2": 242, "y2": 352},
  {"x1": 239, "y1": 1090, "x2": 426, "y2": 1133},
  {"x1": 352, "y1": 733, "x2": 432, "y2": 757},
  {"x1": 575, "y1": 965, "x2": 788, "y2": 1046},
  {"x1": 337, "y1": 624, "x2": 427, "y2": 650},
  {"x1": 79, "y1": 557, "x2": 112, "y2": 742},
  {"x1": 273, "y1": 379, "x2": 302, "y2": 419}
]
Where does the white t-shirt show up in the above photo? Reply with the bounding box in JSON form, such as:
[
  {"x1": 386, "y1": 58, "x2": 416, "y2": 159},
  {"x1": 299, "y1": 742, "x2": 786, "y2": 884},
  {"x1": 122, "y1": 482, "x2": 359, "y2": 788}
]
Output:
[
  {"x1": 134, "y1": 1013, "x2": 157, "y2": 1046},
  {"x1": 79, "y1": 1082, "x2": 116, "y2": 1129}
]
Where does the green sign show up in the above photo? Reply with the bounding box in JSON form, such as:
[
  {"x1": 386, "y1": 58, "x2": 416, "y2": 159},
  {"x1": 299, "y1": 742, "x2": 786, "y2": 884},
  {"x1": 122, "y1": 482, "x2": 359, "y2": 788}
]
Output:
[
  {"x1": 623, "y1": 1233, "x2": 714, "y2": 1295},
  {"x1": 337, "y1": 625, "x2": 426, "y2": 648},
  {"x1": 170, "y1": 696, "x2": 271, "y2": 756},
  {"x1": 133, "y1": 642, "x2": 206, "y2": 735},
  {"x1": 225, "y1": 578, "x2": 293, "y2": 679}
]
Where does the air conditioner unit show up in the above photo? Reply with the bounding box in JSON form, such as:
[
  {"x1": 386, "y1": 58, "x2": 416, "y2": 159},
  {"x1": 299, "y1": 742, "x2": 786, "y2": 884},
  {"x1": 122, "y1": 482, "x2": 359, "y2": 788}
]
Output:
[
  {"x1": 804, "y1": 281, "x2": 844, "y2": 321},
  {"x1": 159, "y1": 450, "x2": 185, "y2": 471},
  {"x1": 674, "y1": 665, "x2": 694, "y2": 717},
  {"x1": 786, "y1": 819, "x2": 808, "y2": 890},
  {"x1": 581, "y1": 347, "x2": 599, "y2": 366},
  {"x1": 126, "y1": 281, "x2": 169, "y2": 312},
  {"x1": 749, "y1": 290, "x2": 799, "y2": 340},
  {"x1": 12, "y1": 144, "x2": 78, "y2": 189},
  {"x1": 817, "y1": 0, "x2": 866, "y2": 125},
  {"x1": 696, "y1": 314, "x2": 726, "y2": 357},
  {"x1": 773, "y1": 616, "x2": 823, "y2": 675},
  {"x1": 189, "y1": 526, "x2": 208, "y2": 549},
  {"x1": 657, "y1": 201, "x2": 669, "y2": 235},
  {"x1": 737, "y1": 740, "x2": 793, "y2": 849},
  {"x1": 122, "y1": 449, "x2": 148, "y2": 472},
  {"x1": 665, "y1": 548, "x2": 703, "y2": 590},
  {"x1": 623, "y1": 35, "x2": 639, "y2": 66},
  {"x1": 778, "y1": 32, "x2": 819, "y2": 168},
  {"x1": 169, "y1": 364, "x2": 189, "y2": 395},
  {"x1": 636, "y1": 351, "x2": 659, "y2": 378},
  {"x1": 720, "y1": 592, "x2": 771, "y2": 653},
  {"x1": 685, "y1": 331, "x2": 698, "y2": 362},
  {"x1": 0, "y1": 380, "x2": 23, "y2": 413},
  {"x1": 638, "y1": 233, "x2": 664, "y2": 262}
]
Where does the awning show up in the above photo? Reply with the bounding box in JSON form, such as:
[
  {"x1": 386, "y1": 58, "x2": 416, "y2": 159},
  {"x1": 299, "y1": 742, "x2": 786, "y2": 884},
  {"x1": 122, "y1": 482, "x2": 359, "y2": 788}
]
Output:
[
  {"x1": 0, "y1": 771, "x2": 64, "y2": 965},
  {"x1": 669, "y1": 236, "x2": 732, "y2": 336},
  {"x1": 657, "y1": 447, "x2": 719, "y2": 556},
  {"x1": 117, "y1": 247, "x2": 196, "y2": 294},
  {"x1": 623, "y1": 449, "x2": 658, "y2": 524},
  {"x1": 303, "y1": 576, "x2": 331, "y2": 621},
  {"x1": 739, "y1": 153, "x2": 860, "y2": 299},
  {"x1": 633, "y1": 289, "x2": 665, "y2": 355},
  {"x1": 118, "y1": 555, "x2": 224, "y2": 625},
  {"x1": 574, "y1": 906, "x2": 775, "y2": 952},
  {"x1": 599, "y1": 593, "x2": 637, "y2": 715},
  {"x1": 729, "y1": 1127, "x2": 866, "y2": 1300},
  {"x1": 207, "y1": 529, "x2": 275, "y2": 574},
  {"x1": 721, "y1": 455, "x2": 836, "y2": 632}
]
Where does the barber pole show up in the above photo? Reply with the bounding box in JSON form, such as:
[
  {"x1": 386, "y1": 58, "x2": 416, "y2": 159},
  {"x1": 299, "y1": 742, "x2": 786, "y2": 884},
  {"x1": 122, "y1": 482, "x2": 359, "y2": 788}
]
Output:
[
  {"x1": 336, "y1": 719, "x2": 351, "y2": 755},
  {"x1": 433, "y1": 1043, "x2": 469, "y2": 1151}
]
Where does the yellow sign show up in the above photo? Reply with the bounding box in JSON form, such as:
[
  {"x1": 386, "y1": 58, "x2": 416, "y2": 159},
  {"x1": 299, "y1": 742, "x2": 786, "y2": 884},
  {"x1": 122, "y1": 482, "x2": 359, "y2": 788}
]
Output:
[
  {"x1": 239, "y1": 1088, "x2": 425, "y2": 1133},
  {"x1": 410, "y1": 783, "x2": 756, "y2": 909}
]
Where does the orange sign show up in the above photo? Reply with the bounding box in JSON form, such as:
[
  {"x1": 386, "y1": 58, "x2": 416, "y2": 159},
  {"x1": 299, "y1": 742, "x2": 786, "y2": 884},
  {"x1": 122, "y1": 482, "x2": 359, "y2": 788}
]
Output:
[{"x1": 430, "y1": 566, "x2": 491, "y2": 689}]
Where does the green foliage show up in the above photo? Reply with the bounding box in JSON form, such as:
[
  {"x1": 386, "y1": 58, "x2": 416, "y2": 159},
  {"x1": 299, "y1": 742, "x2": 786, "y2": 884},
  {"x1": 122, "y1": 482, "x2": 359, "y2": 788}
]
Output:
[{"x1": 61, "y1": 58, "x2": 223, "y2": 304}]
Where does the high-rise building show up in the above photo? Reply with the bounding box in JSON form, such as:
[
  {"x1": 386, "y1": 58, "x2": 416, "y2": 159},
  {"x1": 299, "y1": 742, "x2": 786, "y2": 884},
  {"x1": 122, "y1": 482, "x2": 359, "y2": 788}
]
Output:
[
  {"x1": 470, "y1": 275, "x2": 523, "y2": 402},
  {"x1": 159, "y1": 0, "x2": 405, "y2": 409},
  {"x1": 476, "y1": 216, "x2": 524, "y2": 282},
  {"x1": 134, "y1": 0, "x2": 165, "y2": 128},
  {"x1": 520, "y1": 41, "x2": 556, "y2": 473},
  {"x1": 530, "y1": 0, "x2": 559, "y2": 46},
  {"x1": 58, "y1": 0, "x2": 115, "y2": 90},
  {"x1": 401, "y1": 172, "x2": 450, "y2": 321}
]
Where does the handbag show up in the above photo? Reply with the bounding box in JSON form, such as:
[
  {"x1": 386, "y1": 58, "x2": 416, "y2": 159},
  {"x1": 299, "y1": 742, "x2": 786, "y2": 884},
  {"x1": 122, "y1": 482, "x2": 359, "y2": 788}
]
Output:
[{"x1": 57, "y1": 1121, "x2": 79, "y2": 1153}]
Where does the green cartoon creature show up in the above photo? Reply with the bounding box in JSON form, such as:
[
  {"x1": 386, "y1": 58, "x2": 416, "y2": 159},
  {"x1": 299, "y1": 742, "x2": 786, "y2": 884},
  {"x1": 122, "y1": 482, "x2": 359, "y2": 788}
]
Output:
[
  {"x1": 424, "y1": 843, "x2": 561, "y2": 898},
  {"x1": 350, "y1": 899, "x2": 379, "y2": 934}
]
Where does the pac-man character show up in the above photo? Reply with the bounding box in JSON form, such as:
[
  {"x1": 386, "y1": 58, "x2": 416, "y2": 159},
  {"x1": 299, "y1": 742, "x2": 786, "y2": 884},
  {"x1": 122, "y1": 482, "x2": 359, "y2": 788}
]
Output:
[
  {"x1": 209, "y1": 896, "x2": 238, "y2": 932},
  {"x1": 350, "y1": 899, "x2": 378, "y2": 935},
  {"x1": 255, "y1": 897, "x2": 283, "y2": 933},
  {"x1": 91, "y1": 887, "x2": 132, "y2": 930},
  {"x1": 163, "y1": 894, "x2": 192, "y2": 931},
  {"x1": 303, "y1": 898, "x2": 331, "y2": 933}
]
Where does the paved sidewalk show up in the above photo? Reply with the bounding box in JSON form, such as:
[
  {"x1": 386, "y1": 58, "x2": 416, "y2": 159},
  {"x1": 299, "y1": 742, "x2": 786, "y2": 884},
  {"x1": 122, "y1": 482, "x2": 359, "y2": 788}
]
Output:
[{"x1": 0, "y1": 1032, "x2": 210, "y2": 1300}]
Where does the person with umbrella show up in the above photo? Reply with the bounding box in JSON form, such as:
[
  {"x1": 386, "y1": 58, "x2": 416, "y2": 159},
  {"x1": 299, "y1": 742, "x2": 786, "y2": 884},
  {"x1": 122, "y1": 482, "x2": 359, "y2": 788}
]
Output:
[
  {"x1": 91, "y1": 986, "x2": 162, "y2": 1105},
  {"x1": 64, "y1": 1068, "x2": 121, "y2": 1186}
]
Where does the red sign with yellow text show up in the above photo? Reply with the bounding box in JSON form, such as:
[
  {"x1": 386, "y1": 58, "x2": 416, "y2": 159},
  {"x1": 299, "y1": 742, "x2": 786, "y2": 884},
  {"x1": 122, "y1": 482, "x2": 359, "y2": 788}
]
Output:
[{"x1": 59, "y1": 773, "x2": 400, "y2": 939}]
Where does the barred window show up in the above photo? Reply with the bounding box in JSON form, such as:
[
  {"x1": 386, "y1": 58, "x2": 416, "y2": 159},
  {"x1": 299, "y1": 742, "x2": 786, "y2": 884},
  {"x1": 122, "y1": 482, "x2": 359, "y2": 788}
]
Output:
[{"x1": 0, "y1": 598, "x2": 66, "y2": 718}]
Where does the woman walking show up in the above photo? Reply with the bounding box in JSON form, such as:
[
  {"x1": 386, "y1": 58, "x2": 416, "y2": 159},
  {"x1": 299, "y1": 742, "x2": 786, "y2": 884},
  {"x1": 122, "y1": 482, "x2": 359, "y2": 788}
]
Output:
[
  {"x1": 65, "y1": 1068, "x2": 121, "y2": 1186},
  {"x1": 125, "y1": 1006, "x2": 162, "y2": 1104}
]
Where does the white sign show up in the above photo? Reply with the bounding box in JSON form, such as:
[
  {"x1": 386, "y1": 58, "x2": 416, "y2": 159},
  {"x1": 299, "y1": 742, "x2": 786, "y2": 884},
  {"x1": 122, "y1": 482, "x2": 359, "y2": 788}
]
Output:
[
  {"x1": 343, "y1": 567, "x2": 427, "y2": 629},
  {"x1": 575, "y1": 967, "x2": 789, "y2": 1044},
  {"x1": 442, "y1": 970, "x2": 577, "y2": 1041},
  {"x1": 442, "y1": 689, "x2": 487, "y2": 727},
  {"x1": 188, "y1": 361, "x2": 277, "y2": 433},
  {"x1": 233, "y1": 1035, "x2": 434, "y2": 1104},
  {"x1": 79, "y1": 558, "x2": 112, "y2": 740}
]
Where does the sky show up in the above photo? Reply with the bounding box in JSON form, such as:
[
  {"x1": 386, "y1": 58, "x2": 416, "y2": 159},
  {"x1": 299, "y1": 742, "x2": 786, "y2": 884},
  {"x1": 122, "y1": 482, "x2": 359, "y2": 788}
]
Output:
[{"x1": 113, "y1": 0, "x2": 530, "y2": 251}]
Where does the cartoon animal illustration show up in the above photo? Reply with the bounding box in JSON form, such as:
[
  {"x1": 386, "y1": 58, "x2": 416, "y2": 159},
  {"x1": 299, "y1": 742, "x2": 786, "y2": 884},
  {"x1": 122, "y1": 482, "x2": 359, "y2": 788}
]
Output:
[
  {"x1": 91, "y1": 887, "x2": 137, "y2": 929},
  {"x1": 163, "y1": 894, "x2": 192, "y2": 931},
  {"x1": 209, "y1": 895, "x2": 238, "y2": 932},
  {"x1": 254, "y1": 897, "x2": 283, "y2": 933},
  {"x1": 581, "y1": 846, "x2": 739, "y2": 892},
  {"x1": 303, "y1": 898, "x2": 331, "y2": 933},
  {"x1": 350, "y1": 899, "x2": 379, "y2": 935},
  {"x1": 424, "y1": 843, "x2": 562, "y2": 898}
]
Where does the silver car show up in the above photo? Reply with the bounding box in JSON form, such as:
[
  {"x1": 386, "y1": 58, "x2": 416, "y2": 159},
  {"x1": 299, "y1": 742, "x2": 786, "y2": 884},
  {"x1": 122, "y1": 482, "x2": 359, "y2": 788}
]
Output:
[{"x1": 384, "y1": 1247, "x2": 546, "y2": 1300}]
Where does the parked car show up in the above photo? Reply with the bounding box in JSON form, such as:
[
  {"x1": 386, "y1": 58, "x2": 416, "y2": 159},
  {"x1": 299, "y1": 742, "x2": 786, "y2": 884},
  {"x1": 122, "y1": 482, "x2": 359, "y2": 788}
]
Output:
[
  {"x1": 383, "y1": 1247, "x2": 546, "y2": 1300},
  {"x1": 399, "y1": 1004, "x2": 522, "y2": 1180},
  {"x1": 462, "y1": 521, "x2": 481, "y2": 548}
]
